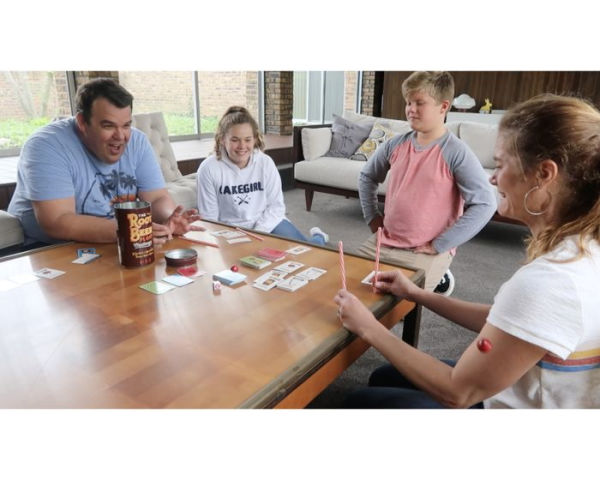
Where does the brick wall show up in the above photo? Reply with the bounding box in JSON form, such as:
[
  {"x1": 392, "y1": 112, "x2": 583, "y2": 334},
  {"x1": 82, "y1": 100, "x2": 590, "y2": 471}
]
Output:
[
  {"x1": 264, "y1": 71, "x2": 293, "y2": 135},
  {"x1": 360, "y1": 71, "x2": 376, "y2": 116}
]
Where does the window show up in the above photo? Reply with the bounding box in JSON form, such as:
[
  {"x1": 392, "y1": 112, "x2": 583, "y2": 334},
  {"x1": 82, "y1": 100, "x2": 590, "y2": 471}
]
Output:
[
  {"x1": 293, "y1": 71, "x2": 360, "y2": 124},
  {"x1": 119, "y1": 71, "x2": 261, "y2": 139},
  {"x1": 0, "y1": 71, "x2": 74, "y2": 156}
]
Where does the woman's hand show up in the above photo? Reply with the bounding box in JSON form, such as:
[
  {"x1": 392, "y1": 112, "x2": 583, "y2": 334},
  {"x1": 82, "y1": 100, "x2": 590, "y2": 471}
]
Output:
[
  {"x1": 373, "y1": 270, "x2": 421, "y2": 301},
  {"x1": 166, "y1": 205, "x2": 204, "y2": 236},
  {"x1": 334, "y1": 289, "x2": 386, "y2": 340}
]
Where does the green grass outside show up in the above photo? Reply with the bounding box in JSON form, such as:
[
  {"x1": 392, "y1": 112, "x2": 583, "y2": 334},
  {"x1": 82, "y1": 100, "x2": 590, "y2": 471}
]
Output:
[{"x1": 0, "y1": 114, "x2": 219, "y2": 150}]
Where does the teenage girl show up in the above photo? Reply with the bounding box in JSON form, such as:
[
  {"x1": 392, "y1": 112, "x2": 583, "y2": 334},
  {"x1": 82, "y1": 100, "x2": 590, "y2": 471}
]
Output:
[{"x1": 196, "y1": 106, "x2": 328, "y2": 244}]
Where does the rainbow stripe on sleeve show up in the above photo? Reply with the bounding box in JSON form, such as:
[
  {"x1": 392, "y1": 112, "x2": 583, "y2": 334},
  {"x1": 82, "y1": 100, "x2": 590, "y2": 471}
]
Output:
[{"x1": 538, "y1": 348, "x2": 600, "y2": 372}]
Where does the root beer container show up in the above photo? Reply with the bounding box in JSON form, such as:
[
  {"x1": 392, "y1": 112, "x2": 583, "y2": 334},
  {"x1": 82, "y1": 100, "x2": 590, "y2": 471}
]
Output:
[{"x1": 114, "y1": 201, "x2": 155, "y2": 267}]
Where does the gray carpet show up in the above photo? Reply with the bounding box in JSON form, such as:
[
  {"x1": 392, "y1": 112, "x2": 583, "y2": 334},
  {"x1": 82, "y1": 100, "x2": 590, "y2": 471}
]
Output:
[{"x1": 282, "y1": 187, "x2": 529, "y2": 408}]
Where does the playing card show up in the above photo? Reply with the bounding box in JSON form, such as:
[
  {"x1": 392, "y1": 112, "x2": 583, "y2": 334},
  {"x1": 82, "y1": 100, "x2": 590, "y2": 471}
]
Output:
[
  {"x1": 361, "y1": 271, "x2": 377, "y2": 285},
  {"x1": 296, "y1": 267, "x2": 326, "y2": 281},
  {"x1": 162, "y1": 275, "x2": 194, "y2": 287},
  {"x1": 72, "y1": 253, "x2": 101, "y2": 264},
  {"x1": 273, "y1": 261, "x2": 304, "y2": 273},
  {"x1": 33, "y1": 268, "x2": 66, "y2": 279},
  {"x1": 210, "y1": 230, "x2": 231, "y2": 237},
  {"x1": 276, "y1": 276, "x2": 309, "y2": 292},
  {"x1": 227, "y1": 237, "x2": 252, "y2": 244},
  {"x1": 177, "y1": 266, "x2": 206, "y2": 277},
  {"x1": 77, "y1": 248, "x2": 96, "y2": 257},
  {"x1": 212, "y1": 269, "x2": 247, "y2": 286},
  {"x1": 221, "y1": 230, "x2": 247, "y2": 239},
  {"x1": 9, "y1": 273, "x2": 40, "y2": 285},
  {"x1": 286, "y1": 245, "x2": 311, "y2": 255},
  {"x1": 139, "y1": 281, "x2": 175, "y2": 295},
  {"x1": 252, "y1": 276, "x2": 279, "y2": 291}
]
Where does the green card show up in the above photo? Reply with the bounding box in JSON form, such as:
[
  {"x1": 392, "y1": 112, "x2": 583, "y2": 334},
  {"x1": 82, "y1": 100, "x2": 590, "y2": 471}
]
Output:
[{"x1": 139, "y1": 281, "x2": 176, "y2": 295}]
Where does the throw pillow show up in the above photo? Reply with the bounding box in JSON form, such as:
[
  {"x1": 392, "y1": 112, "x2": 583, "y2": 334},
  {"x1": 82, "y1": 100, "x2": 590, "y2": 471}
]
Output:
[
  {"x1": 351, "y1": 120, "x2": 410, "y2": 161},
  {"x1": 325, "y1": 114, "x2": 372, "y2": 158},
  {"x1": 301, "y1": 127, "x2": 332, "y2": 161}
]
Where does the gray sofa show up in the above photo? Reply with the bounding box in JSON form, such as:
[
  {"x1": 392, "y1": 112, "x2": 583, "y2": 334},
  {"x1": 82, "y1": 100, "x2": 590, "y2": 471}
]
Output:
[
  {"x1": 293, "y1": 111, "x2": 506, "y2": 218},
  {"x1": 0, "y1": 112, "x2": 198, "y2": 256}
]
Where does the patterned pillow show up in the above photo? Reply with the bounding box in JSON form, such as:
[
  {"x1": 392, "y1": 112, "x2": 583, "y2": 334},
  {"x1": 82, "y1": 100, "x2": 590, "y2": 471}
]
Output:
[
  {"x1": 351, "y1": 120, "x2": 410, "y2": 161},
  {"x1": 325, "y1": 114, "x2": 372, "y2": 158}
]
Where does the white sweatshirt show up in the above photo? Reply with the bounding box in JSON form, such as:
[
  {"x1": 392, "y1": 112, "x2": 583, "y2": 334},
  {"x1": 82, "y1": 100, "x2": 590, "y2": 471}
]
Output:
[{"x1": 196, "y1": 149, "x2": 286, "y2": 233}]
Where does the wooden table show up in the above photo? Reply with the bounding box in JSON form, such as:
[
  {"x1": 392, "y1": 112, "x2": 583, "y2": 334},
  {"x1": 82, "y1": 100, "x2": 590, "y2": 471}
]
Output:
[{"x1": 0, "y1": 223, "x2": 423, "y2": 408}]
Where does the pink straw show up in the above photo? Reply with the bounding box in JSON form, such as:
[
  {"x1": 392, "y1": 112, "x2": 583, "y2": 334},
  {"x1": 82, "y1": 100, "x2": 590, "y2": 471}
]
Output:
[
  {"x1": 235, "y1": 226, "x2": 264, "y2": 241},
  {"x1": 339, "y1": 240, "x2": 347, "y2": 290},
  {"x1": 373, "y1": 227, "x2": 382, "y2": 291}
]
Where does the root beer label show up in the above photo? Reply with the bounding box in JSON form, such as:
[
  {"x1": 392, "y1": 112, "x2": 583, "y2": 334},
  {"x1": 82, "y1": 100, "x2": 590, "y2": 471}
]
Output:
[{"x1": 114, "y1": 201, "x2": 155, "y2": 267}]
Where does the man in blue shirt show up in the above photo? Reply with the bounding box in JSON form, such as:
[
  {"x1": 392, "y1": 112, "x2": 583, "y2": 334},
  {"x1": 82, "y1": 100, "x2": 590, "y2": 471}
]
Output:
[{"x1": 9, "y1": 78, "x2": 201, "y2": 246}]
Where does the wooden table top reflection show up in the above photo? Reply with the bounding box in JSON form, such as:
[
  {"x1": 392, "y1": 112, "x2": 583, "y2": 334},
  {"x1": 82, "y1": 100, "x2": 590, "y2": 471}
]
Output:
[{"x1": 0, "y1": 223, "x2": 423, "y2": 408}]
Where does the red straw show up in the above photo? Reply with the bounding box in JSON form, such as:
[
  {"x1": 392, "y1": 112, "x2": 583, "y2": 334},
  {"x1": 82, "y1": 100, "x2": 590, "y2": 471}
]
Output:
[
  {"x1": 235, "y1": 226, "x2": 265, "y2": 241},
  {"x1": 338, "y1": 240, "x2": 347, "y2": 290},
  {"x1": 373, "y1": 227, "x2": 382, "y2": 291}
]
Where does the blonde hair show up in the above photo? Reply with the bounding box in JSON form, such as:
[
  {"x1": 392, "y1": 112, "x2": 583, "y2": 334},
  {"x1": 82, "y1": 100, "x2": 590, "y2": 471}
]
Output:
[
  {"x1": 499, "y1": 94, "x2": 600, "y2": 262},
  {"x1": 401, "y1": 71, "x2": 454, "y2": 104},
  {"x1": 214, "y1": 106, "x2": 265, "y2": 160}
]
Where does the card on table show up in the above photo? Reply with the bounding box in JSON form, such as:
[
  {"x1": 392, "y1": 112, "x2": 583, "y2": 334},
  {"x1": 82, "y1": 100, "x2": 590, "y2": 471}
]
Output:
[
  {"x1": 177, "y1": 266, "x2": 206, "y2": 277},
  {"x1": 295, "y1": 267, "x2": 326, "y2": 281},
  {"x1": 274, "y1": 261, "x2": 304, "y2": 274},
  {"x1": 212, "y1": 269, "x2": 247, "y2": 286},
  {"x1": 252, "y1": 275, "x2": 280, "y2": 291},
  {"x1": 162, "y1": 275, "x2": 194, "y2": 287},
  {"x1": 261, "y1": 269, "x2": 288, "y2": 280},
  {"x1": 240, "y1": 255, "x2": 272, "y2": 270},
  {"x1": 72, "y1": 253, "x2": 101, "y2": 264},
  {"x1": 33, "y1": 268, "x2": 66, "y2": 279},
  {"x1": 276, "y1": 276, "x2": 309, "y2": 292},
  {"x1": 361, "y1": 271, "x2": 378, "y2": 285},
  {"x1": 256, "y1": 247, "x2": 286, "y2": 262},
  {"x1": 210, "y1": 230, "x2": 231, "y2": 237},
  {"x1": 285, "y1": 245, "x2": 311, "y2": 255},
  {"x1": 221, "y1": 230, "x2": 247, "y2": 239},
  {"x1": 77, "y1": 248, "x2": 96, "y2": 257},
  {"x1": 139, "y1": 281, "x2": 176, "y2": 295},
  {"x1": 227, "y1": 236, "x2": 252, "y2": 244}
]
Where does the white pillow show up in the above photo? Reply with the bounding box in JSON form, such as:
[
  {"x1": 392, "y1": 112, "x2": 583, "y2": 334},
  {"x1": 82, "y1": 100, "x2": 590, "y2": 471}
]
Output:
[
  {"x1": 458, "y1": 122, "x2": 498, "y2": 169},
  {"x1": 301, "y1": 127, "x2": 332, "y2": 161}
]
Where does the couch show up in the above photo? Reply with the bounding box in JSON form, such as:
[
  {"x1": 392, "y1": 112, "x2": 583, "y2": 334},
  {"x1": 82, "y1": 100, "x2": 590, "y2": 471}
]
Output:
[
  {"x1": 0, "y1": 112, "x2": 198, "y2": 256},
  {"x1": 293, "y1": 111, "x2": 513, "y2": 222}
]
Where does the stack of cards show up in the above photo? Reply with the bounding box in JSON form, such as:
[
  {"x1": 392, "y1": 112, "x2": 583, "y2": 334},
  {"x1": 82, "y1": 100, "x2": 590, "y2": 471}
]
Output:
[
  {"x1": 252, "y1": 269, "x2": 288, "y2": 291},
  {"x1": 256, "y1": 248, "x2": 286, "y2": 262},
  {"x1": 211, "y1": 230, "x2": 252, "y2": 244},
  {"x1": 212, "y1": 269, "x2": 247, "y2": 286},
  {"x1": 240, "y1": 255, "x2": 272, "y2": 270},
  {"x1": 73, "y1": 248, "x2": 101, "y2": 264}
]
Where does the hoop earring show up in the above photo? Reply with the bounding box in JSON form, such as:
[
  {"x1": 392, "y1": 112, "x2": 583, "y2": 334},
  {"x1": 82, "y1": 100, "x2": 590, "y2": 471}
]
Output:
[{"x1": 523, "y1": 185, "x2": 551, "y2": 216}]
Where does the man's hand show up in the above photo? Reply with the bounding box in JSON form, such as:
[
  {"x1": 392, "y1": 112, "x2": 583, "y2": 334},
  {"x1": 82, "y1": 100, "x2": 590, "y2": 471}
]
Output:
[
  {"x1": 368, "y1": 215, "x2": 384, "y2": 233},
  {"x1": 166, "y1": 205, "x2": 204, "y2": 236}
]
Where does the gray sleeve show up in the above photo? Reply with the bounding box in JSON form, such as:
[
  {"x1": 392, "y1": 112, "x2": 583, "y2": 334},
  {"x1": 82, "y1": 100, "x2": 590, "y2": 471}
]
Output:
[
  {"x1": 432, "y1": 138, "x2": 497, "y2": 253},
  {"x1": 358, "y1": 135, "x2": 407, "y2": 224}
]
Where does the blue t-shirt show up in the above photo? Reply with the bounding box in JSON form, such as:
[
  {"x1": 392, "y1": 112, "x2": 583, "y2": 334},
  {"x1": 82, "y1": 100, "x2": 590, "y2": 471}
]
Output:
[{"x1": 8, "y1": 118, "x2": 165, "y2": 244}]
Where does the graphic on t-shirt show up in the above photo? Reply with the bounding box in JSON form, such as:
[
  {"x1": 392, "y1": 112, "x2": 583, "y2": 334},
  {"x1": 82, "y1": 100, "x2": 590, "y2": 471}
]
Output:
[
  {"x1": 81, "y1": 169, "x2": 138, "y2": 217},
  {"x1": 236, "y1": 194, "x2": 250, "y2": 205},
  {"x1": 218, "y1": 181, "x2": 263, "y2": 207}
]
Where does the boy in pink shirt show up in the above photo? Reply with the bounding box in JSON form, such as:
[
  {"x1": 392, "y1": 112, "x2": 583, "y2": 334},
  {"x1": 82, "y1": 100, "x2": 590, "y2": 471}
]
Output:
[{"x1": 358, "y1": 71, "x2": 496, "y2": 293}]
